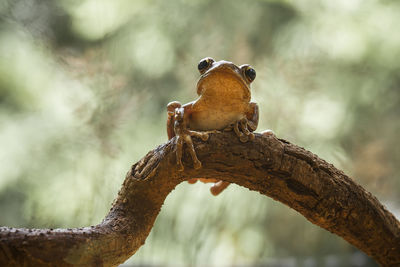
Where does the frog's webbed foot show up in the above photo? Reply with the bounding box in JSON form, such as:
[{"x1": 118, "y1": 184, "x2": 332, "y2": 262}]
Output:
[{"x1": 225, "y1": 117, "x2": 255, "y2": 142}]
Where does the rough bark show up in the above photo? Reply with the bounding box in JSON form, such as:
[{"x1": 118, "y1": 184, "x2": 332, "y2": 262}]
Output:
[{"x1": 1, "y1": 132, "x2": 399, "y2": 266}]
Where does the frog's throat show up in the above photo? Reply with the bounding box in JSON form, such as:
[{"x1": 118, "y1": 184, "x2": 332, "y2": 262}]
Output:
[{"x1": 197, "y1": 74, "x2": 250, "y2": 100}]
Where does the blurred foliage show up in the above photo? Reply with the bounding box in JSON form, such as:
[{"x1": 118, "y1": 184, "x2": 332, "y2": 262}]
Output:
[{"x1": 0, "y1": 0, "x2": 399, "y2": 266}]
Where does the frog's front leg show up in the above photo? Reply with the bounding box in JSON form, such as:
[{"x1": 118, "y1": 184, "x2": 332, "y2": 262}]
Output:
[
  {"x1": 183, "y1": 133, "x2": 202, "y2": 169},
  {"x1": 167, "y1": 101, "x2": 182, "y2": 139},
  {"x1": 171, "y1": 105, "x2": 208, "y2": 171}
]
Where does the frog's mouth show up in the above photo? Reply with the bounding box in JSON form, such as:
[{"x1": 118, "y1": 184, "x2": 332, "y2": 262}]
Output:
[{"x1": 197, "y1": 63, "x2": 251, "y2": 100}]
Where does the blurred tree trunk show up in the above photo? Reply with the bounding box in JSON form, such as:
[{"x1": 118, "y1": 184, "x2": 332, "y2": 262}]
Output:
[{"x1": 1, "y1": 132, "x2": 399, "y2": 266}]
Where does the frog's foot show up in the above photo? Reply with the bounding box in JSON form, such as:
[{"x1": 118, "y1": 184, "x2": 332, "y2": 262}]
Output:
[
  {"x1": 239, "y1": 118, "x2": 255, "y2": 141},
  {"x1": 177, "y1": 162, "x2": 185, "y2": 171},
  {"x1": 200, "y1": 133, "x2": 209, "y2": 141},
  {"x1": 232, "y1": 118, "x2": 254, "y2": 143},
  {"x1": 193, "y1": 158, "x2": 202, "y2": 169}
]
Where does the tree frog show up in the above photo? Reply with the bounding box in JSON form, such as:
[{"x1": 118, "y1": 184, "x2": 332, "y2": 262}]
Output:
[{"x1": 167, "y1": 57, "x2": 259, "y2": 195}]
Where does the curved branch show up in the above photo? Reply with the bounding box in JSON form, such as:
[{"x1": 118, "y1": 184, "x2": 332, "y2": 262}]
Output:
[{"x1": 1, "y1": 132, "x2": 399, "y2": 266}]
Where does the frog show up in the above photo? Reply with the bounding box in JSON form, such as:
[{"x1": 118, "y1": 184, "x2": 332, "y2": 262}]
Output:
[{"x1": 167, "y1": 57, "x2": 259, "y2": 196}]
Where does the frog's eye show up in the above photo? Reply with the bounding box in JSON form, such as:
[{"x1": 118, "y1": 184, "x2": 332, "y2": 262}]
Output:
[
  {"x1": 244, "y1": 66, "x2": 256, "y2": 82},
  {"x1": 198, "y1": 57, "x2": 214, "y2": 74}
]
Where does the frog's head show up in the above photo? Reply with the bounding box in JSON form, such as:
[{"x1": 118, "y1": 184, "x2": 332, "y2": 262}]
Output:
[{"x1": 196, "y1": 57, "x2": 256, "y2": 101}]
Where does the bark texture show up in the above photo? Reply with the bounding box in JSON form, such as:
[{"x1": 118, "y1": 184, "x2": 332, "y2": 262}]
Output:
[{"x1": 1, "y1": 132, "x2": 399, "y2": 266}]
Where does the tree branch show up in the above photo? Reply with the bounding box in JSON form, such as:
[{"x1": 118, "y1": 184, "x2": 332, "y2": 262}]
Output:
[{"x1": 1, "y1": 132, "x2": 399, "y2": 266}]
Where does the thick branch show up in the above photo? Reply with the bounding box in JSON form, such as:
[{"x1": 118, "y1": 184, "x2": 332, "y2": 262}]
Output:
[{"x1": 1, "y1": 132, "x2": 399, "y2": 266}]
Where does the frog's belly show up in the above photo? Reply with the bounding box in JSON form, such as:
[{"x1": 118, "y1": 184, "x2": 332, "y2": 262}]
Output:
[{"x1": 189, "y1": 109, "x2": 245, "y2": 131}]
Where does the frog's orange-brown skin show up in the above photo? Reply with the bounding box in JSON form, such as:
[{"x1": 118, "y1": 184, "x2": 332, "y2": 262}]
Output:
[
  {"x1": 167, "y1": 101, "x2": 195, "y2": 139},
  {"x1": 167, "y1": 58, "x2": 259, "y2": 195}
]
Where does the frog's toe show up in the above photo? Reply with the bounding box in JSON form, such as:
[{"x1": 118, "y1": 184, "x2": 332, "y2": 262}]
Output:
[
  {"x1": 239, "y1": 134, "x2": 249, "y2": 143},
  {"x1": 200, "y1": 133, "x2": 209, "y2": 141},
  {"x1": 177, "y1": 163, "x2": 185, "y2": 172},
  {"x1": 193, "y1": 160, "x2": 202, "y2": 170}
]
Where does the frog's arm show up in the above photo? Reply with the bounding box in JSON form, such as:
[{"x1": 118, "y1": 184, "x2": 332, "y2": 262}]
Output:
[
  {"x1": 246, "y1": 102, "x2": 259, "y2": 132},
  {"x1": 167, "y1": 101, "x2": 196, "y2": 139},
  {"x1": 167, "y1": 101, "x2": 182, "y2": 139},
  {"x1": 167, "y1": 101, "x2": 181, "y2": 139}
]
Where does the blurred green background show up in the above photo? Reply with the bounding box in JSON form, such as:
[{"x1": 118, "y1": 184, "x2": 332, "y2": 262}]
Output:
[{"x1": 1, "y1": 0, "x2": 399, "y2": 266}]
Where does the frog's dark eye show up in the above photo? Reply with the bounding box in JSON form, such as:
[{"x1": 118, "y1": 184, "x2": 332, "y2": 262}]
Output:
[
  {"x1": 197, "y1": 57, "x2": 214, "y2": 74},
  {"x1": 244, "y1": 66, "x2": 256, "y2": 82}
]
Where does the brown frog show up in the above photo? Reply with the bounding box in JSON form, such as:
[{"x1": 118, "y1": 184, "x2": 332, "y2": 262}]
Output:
[{"x1": 167, "y1": 57, "x2": 259, "y2": 195}]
